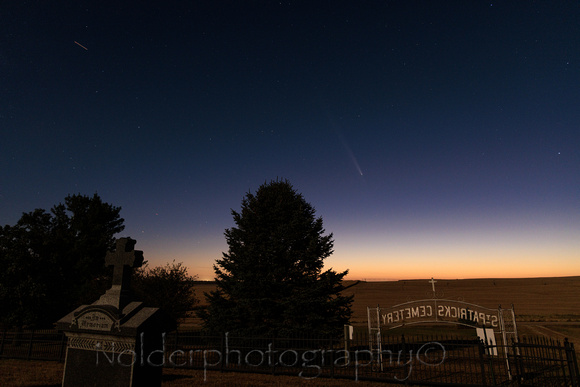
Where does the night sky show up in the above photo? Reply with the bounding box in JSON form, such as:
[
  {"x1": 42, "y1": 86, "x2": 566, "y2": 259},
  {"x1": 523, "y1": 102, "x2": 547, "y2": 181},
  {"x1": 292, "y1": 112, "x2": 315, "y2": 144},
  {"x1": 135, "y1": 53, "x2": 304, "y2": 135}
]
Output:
[{"x1": 2, "y1": 2, "x2": 579, "y2": 280}]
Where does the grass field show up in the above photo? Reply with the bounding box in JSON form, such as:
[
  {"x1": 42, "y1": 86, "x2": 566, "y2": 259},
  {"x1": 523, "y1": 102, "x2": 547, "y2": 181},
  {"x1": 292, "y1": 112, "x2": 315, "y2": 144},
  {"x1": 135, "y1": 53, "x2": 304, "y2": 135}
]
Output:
[{"x1": 2, "y1": 276, "x2": 579, "y2": 386}]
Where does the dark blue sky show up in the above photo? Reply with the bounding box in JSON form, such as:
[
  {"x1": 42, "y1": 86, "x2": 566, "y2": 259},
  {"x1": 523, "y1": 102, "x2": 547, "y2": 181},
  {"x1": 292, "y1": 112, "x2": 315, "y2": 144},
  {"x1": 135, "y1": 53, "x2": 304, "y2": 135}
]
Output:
[{"x1": 2, "y1": 1, "x2": 579, "y2": 279}]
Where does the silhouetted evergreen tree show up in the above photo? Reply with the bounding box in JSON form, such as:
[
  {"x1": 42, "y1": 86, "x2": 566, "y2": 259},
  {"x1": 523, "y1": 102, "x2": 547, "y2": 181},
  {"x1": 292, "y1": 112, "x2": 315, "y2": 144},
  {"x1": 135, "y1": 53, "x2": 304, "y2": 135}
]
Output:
[
  {"x1": 0, "y1": 193, "x2": 124, "y2": 328},
  {"x1": 200, "y1": 179, "x2": 352, "y2": 336}
]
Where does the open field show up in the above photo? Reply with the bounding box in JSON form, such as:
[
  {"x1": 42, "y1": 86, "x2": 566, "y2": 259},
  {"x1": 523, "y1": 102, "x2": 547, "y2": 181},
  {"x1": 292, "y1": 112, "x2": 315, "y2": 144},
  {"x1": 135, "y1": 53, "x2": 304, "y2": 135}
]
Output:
[
  {"x1": 186, "y1": 276, "x2": 580, "y2": 343},
  {"x1": 340, "y1": 276, "x2": 580, "y2": 323},
  {"x1": 339, "y1": 276, "x2": 580, "y2": 344}
]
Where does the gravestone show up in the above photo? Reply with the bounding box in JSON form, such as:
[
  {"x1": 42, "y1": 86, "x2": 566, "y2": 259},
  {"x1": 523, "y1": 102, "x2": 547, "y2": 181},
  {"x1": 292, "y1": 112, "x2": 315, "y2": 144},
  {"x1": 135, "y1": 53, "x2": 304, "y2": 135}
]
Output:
[{"x1": 56, "y1": 238, "x2": 174, "y2": 387}]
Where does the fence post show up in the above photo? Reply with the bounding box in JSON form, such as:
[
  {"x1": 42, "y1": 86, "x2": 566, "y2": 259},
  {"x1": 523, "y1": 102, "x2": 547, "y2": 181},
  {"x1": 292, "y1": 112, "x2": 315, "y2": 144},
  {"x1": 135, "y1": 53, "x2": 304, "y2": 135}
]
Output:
[
  {"x1": 329, "y1": 335, "x2": 334, "y2": 379},
  {"x1": 220, "y1": 332, "x2": 225, "y2": 373},
  {"x1": 59, "y1": 332, "x2": 67, "y2": 362},
  {"x1": 270, "y1": 336, "x2": 276, "y2": 376},
  {"x1": 0, "y1": 329, "x2": 5, "y2": 356},
  {"x1": 172, "y1": 330, "x2": 178, "y2": 356},
  {"x1": 27, "y1": 330, "x2": 34, "y2": 360},
  {"x1": 556, "y1": 338, "x2": 570, "y2": 386},
  {"x1": 511, "y1": 340, "x2": 522, "y2": 383},
  {"x1": 401, "y1": 334, "x2": 407, "y2": 378},
  {"x1": 343, "y1": 324, "x2": 349, "y2": 368},
  {"x1": 565, "y1": 339, "x2": 580, "y2": 387},
  {"x1": 477, "y1": 339, "x2": 488, "y2": 386}
]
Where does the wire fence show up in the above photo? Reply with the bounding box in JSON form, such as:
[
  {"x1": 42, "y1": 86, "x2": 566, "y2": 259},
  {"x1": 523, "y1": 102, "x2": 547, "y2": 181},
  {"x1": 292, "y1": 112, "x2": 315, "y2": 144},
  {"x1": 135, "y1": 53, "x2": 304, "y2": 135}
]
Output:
[{"x1": 1, "y1": 328, "x2": 578, "y2": 386}]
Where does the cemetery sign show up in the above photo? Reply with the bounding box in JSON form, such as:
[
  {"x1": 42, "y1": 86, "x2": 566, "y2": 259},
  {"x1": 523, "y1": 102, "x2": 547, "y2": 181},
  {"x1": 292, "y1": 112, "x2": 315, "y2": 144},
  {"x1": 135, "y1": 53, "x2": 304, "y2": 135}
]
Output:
[
  {"x1": 379, "y1": 299, "x2": 500, "y2": 328},
  {"x1": 366, "y1": 278, "x2": 519, "y2": 378}
]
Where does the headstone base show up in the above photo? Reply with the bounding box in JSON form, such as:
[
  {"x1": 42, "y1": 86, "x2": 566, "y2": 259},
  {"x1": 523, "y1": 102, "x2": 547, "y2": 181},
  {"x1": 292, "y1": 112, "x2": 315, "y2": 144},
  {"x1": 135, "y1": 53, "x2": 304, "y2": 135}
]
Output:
[{"x1": 61, "y1": 332, "x2": 164, "y2": 387}]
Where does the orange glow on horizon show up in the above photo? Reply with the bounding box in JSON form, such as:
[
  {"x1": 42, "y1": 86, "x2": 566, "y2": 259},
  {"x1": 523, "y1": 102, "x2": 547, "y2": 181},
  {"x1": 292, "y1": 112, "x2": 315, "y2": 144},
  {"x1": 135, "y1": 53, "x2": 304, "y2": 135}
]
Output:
[
  {"x1": 136, "y1": 221, "x2": 580, "y2": 282},
  {"x1": 143, "y1": 247, "x2": 580, "y2": 282}
]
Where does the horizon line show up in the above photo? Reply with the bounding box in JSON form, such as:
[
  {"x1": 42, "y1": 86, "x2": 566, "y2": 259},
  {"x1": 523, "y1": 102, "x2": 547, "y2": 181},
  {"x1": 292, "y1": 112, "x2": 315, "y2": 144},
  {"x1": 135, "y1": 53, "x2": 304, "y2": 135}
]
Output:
[{"x1": 194, "y1": 274, "x2": 580, "y2": 282}]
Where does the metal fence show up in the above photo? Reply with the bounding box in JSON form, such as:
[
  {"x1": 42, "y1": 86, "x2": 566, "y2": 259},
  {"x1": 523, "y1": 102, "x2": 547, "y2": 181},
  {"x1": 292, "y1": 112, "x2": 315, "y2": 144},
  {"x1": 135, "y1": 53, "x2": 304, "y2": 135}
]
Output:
[
  {"x1": 0, "y1": 329, "x2": 67, "y2": 361},
  {"x1": 510, "y1": 336, "x2": 579, "y2": 387},
  {"x1": 1, "y1": 328, "x2": 578, "y2": 386}
]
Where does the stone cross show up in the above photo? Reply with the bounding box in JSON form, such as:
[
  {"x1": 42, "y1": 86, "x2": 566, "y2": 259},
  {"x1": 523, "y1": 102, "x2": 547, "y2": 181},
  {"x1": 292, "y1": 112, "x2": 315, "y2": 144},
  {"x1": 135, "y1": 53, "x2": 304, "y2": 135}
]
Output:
[
  {"x1": 106, "y1": 238, "x2": 144, "y2": 288},
  {"x1": 97, "y1": 237, "x2": 144, "y2": 310},
  {"x1": 429, "y1": 277, "x2": 437, "y2": 292}
]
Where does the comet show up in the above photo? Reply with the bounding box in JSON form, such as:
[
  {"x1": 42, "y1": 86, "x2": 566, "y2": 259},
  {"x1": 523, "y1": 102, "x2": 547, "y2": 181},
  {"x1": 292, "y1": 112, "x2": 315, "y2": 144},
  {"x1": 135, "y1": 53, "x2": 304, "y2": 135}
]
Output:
[
  {"x1": 74, "y1": 41, "x2": 88, "y2": 50},
  {"x1": 338, "y1": 133, "x2": 364, "y2": 176}
]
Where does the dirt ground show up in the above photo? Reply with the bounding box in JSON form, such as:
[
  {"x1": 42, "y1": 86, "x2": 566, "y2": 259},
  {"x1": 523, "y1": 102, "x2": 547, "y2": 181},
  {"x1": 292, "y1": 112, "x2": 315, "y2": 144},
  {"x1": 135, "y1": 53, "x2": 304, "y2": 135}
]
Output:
[{"x1": 0, "y1": 359, "x2": 411, "y2": 386}]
